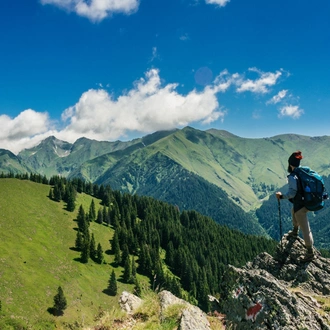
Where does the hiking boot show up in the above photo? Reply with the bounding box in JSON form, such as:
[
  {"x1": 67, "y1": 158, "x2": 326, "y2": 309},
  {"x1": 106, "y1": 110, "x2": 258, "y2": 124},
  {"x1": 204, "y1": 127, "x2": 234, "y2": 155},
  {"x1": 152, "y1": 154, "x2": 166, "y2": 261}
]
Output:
[
  {"x1": 302, "y1": 247, "x2": 315, "y2": 262},
  {"x1": 302, "y1": 252, "x2": 315, "y2": 262},
  {"x1": 287, "y1": 228, "x2": 298, "y2": 238}
]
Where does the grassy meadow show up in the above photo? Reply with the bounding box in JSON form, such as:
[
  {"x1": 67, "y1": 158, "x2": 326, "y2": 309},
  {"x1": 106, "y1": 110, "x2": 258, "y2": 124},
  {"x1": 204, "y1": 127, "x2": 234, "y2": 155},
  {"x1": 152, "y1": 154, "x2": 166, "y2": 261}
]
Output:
[{"x1": 0, "y1": 178, "x2": 146, "y2": 329}]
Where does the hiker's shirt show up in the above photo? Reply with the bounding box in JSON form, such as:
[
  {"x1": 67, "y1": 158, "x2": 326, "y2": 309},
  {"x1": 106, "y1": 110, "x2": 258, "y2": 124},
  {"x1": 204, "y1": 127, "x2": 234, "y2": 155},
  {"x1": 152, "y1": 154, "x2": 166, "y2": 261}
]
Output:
[{"x1": 282, "y1": 172, "x2": 305, "y2": 212}]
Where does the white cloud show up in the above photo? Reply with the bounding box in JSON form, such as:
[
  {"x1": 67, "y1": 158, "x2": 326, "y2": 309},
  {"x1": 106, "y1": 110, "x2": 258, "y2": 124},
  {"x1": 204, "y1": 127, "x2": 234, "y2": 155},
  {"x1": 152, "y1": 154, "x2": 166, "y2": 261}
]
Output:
[
  {"x1": 213, "y1": 68, "x2": 283, "y2": 95},
  {"x1": 267, "y1": 89, "x2": 288, "y2": 104},
  {"x1": 236, "y1": 68, "x2": 283, "y2": 94},
  {"x1": 40, "y1": 0, "x2": 140, "y2": 22},
  {"x1": 205, "y1": 0, "x2": 230, "y2": 7},
  {"x1": 0, "y1": 110, "x2": 56, "y2": 154},
  {"x1": 278, "y1": 105, "x2": 304, "y2": 119},
  {"x1": 58, "y1": 69, "x2": 225, "y2": 143}
]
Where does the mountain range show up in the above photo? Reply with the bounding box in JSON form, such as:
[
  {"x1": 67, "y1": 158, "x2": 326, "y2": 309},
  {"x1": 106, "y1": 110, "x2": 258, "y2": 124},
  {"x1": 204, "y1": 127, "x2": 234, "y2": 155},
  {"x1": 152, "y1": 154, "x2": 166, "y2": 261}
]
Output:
[{"x1": 1, "y1": 126, "x2": 330, "y2": 247}]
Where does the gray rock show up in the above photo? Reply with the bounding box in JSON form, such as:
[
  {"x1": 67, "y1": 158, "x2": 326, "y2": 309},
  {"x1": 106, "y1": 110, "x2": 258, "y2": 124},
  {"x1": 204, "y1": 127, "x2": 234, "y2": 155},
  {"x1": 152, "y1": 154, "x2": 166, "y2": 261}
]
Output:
[
  {"x1": 158, "y1": 290, "x2": 211, "y2": 330},
  {"x1": 119, "y1": 291, "x2": 143, "y2": 314},
  {"x1": 219, "y1": 235, "x2": 330, "y2": 329}
]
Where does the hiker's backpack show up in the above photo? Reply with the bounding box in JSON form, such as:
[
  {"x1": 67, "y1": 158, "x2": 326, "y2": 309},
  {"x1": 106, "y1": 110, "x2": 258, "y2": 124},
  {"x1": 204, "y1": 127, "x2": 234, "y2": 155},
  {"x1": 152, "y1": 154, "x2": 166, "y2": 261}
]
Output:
[{"x1": 294, "y1": 166, "x2": 326, "y2": 211}]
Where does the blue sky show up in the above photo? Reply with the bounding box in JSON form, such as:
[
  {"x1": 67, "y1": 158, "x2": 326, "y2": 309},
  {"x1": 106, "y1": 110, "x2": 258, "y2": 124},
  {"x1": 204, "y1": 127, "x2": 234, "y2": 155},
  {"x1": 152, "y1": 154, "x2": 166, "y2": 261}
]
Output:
[{"x1": 0, "y1": 0, "x2": 329, "y2": 153}]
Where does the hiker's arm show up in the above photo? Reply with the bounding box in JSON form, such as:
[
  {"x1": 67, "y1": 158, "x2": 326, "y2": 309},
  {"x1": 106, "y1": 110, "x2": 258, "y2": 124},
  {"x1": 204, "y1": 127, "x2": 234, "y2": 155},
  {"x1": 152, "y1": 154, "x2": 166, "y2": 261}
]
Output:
[{"x1": 279, "y1": 175, "x2": 298, "y2": 200}]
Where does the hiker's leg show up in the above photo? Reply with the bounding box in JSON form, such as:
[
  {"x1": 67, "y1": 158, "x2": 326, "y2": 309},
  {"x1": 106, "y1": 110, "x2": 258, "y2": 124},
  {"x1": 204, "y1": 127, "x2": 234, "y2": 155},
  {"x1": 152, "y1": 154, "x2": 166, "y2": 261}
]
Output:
[
  {"x1": 289, "y1": 208, "x2": 299, "y2": 236},
  {"x1": 295, "y1": 207, "x2": 313, "y2": 248}
]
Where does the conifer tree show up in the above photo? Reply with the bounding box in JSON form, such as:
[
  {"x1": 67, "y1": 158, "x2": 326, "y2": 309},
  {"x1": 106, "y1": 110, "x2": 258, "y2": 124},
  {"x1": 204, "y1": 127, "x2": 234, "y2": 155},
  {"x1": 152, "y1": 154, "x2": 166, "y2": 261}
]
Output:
[
  {"x1": 80, "y1": 240, "x2": 89, "y2": 263},
  {"x1": 77, "y1": 205, "x2": 87, "y2": 232},
  {"x1": 96, "y1": 243, "x2": 104, "y2": 264},
  {"x1": 108, "y1": 270, "x2": 117, "y2": 296},
  {"x1": 89, "y1": 233, "x2": 96, "y2": 261},
  {"x1": 75, "y1": 230, "x2": 83, "y2": 251},
  {"x1": 49, "y1": 188, "x2": 54, "y2": 200},
  {"x1": 96, "y1": 208, "x2": 103, "y2": 224},
  {"x1": 89, "y1": 199, "x2": 96, "y2": 222},
  {"x1": 120, "y1": 244, "x2": 129, "y2": 267},
  {"x1": 131, "y1": 255, "x2": 136, "y2": 279},
  {"x1": 134, "y1": 278, "x2": 142, "y2": 297},
  {"x1": 53, "y1": 184, "x2": 62, "y2": 202},
  {"x1": 53, "y1": 286, "x2": 67, "y2": 316},
  {"x1": 66, "y1": 192, "x2": 76, "y2": 212},
  {"x1": 112, "y1": 231, "x2": 121, "y2": 265},
  {"x1": 102, "y1": 205, "x2": 108, "y2": 224},
  {"x1": 122, "y1": 256, "x2": 131, "y2": 283}
]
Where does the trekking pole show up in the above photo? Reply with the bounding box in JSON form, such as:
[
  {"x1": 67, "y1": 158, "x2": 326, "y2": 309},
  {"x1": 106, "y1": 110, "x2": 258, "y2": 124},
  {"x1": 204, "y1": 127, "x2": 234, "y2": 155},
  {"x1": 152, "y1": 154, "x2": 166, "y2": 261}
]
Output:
[{"x1": 277, "y1": 199, "x2": 283, "y2": 249}]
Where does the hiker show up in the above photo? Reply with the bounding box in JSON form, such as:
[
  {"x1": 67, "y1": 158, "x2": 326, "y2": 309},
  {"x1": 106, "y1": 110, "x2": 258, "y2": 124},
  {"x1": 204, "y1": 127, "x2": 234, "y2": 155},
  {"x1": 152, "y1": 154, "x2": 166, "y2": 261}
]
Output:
[{"x1": 275, "y1": 151, "x2": 314, "y2": 261}]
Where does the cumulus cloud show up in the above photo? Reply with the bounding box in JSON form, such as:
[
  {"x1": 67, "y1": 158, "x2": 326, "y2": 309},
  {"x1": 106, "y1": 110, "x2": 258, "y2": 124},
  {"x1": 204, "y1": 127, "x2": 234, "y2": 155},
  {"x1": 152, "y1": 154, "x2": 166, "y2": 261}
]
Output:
[
  {"x1": 267, "y1": 90, "x2": 288, "y2": 104},
  {"x1": 235, "y1": 68, "x2": 283, "y2": 94},
  {"x1": 40, "y1": 0, "x2": 140, "y2": 22},
  {"x1": 278, "y1": 105, "x2": 304, "y2": 119},
  {"x1": 205, "y1": 0, "x2": 230, "y2": 7},
  {"x1": 0, "y1": 110, "x2": 56, "y2": 154},
  {"x1": 59, "y1": 68, "x2": 225, "y2": 142},
  {"x1": 214, "y1": 68, "x2": 283, "y2": 94}
]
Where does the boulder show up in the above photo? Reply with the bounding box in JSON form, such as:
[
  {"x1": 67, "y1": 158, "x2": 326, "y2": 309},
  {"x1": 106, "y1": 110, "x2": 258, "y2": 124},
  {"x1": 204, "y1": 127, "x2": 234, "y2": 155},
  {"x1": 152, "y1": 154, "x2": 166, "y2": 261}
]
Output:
[
  {"x1": 158, "y1": 290, "x2": 210, "y2": 330},
  {"x1": 119, "y1": 291, "x2": 143, "y2": 314}
]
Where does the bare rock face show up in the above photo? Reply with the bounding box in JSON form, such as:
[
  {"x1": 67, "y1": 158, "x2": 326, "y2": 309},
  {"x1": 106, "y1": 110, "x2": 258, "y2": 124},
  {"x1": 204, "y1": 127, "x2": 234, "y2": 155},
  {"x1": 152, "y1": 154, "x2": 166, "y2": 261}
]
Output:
[
  {"x1": 119, "y1": 291, "x2": 143, "y2": 314},
  {"x1": 219, "y1": 235, "x2": 330, "y2": 329},
  {"x1": 158, "y1": 290, "x2": 211, "y2": 330}
]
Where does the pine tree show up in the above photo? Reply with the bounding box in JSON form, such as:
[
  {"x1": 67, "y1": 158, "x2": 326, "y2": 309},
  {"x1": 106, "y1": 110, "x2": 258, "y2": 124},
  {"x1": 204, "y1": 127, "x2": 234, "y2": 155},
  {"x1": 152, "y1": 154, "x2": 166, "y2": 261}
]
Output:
[
  {"x1": 131, "y1": 255, "x2": 136, "y2": 279},
  {"x1": 134, "y1": 278, "x2": 142, "y2": 297},
  {"x1": 122, "y1": 256, "x2": 132, "y2": 283},
  {"x1": 77, "y1": 205, "x2": 88, "y2": 234},
  {"x1": 112, "y1": 231, "x2": 121, "y2": 265},
  {"x1": 120, "y1": 244, "x2": 129, "y2": 267},
  {"x1": 89, "y1": 233, "x2": 96, "y2": 261},
  {"x1": 53, "y1": 286, "x2": 67, "y2": 316},
  {"x1": 96, "y1": 208, "x2": 103, "y2": 224},
  {"x1": 80, "y1": 240, "x2": 89, "y2": 263},
  {"x1": 53, "y1": 184, "x2": 62, "y2": 202},
  {"x1": 75, "y1": 230, "x2": 83, "y2": 251},
  {"x1": 89, "y1": 199, "x2": 96, "y2": 222},
  {"x1": 96, "y1": 243, "x2": 104, "y2": 264},
  {"x1": 108, "y1": 270, "x2": 117, "y2": 296},
  {"x1": 49, "y1": 188, "x2": 54, "y2": 200},
  {"x1": 66, "y1": 192, "x2": 76, "y2": 212}
]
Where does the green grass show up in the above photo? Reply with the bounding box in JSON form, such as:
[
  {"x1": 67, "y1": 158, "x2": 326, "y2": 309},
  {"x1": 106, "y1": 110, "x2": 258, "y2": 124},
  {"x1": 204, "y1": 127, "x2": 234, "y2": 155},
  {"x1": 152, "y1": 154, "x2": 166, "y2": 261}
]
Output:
[{"x1": 0, "y1": 179, "x2": 145, "y2": 329}]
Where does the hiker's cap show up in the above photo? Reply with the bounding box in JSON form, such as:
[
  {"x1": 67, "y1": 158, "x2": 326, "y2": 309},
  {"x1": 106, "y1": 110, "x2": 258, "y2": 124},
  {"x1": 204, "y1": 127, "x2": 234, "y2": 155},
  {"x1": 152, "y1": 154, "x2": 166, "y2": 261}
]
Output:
[{"x1": 288, "y1": 150, "x2": 303, "y2": 167}]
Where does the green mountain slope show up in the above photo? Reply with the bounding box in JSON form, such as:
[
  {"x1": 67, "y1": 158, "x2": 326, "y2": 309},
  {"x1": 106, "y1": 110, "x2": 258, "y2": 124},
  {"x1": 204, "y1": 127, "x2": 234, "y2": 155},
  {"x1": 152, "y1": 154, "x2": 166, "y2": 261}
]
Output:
[
  {"x1": 0, "y1": 149, "x2": 32, "y2": 174},
  {"x1": 18, "y1": 136, "x2": 142, "y2": 178},
  {"x1": 96, "y1": 151, "x2": 267, "y2": 235},
  {"x1": 14, "y1": 128, "x2": 330, "y2": 213},
  {"x1": 0, "y1": 179, "x2": 138, "y2": 328}
]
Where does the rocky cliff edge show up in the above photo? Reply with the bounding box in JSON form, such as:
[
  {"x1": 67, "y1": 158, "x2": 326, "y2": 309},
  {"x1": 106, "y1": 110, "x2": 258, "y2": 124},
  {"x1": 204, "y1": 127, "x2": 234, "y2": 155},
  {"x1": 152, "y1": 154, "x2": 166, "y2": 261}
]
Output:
[{"x1": 220, "y1": 234, "x2": 330, "y2": 329}]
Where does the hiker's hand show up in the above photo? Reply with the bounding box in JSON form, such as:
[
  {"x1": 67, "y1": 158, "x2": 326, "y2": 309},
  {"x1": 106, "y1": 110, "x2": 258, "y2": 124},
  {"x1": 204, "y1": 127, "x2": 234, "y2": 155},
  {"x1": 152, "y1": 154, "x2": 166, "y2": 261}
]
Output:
[{"x1": 276, "y1": 192, "x2": 282, "y2": 200}]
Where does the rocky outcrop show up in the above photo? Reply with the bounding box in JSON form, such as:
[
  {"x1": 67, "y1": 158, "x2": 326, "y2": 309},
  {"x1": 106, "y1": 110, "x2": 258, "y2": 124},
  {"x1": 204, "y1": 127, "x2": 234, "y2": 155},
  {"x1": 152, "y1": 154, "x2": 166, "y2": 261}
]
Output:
[
  {"x1": 159, "y1": 290, "x2": 210, "y2": 330},
  {"x1": 118, "y1": 290, "x2": 211, "y2": 330},
  {"x1": 219, "y1": 234, "x2": 330, "y2": 329},
  {"x1": 119, "y1": 291, "x2": 143, "y2": 314}
]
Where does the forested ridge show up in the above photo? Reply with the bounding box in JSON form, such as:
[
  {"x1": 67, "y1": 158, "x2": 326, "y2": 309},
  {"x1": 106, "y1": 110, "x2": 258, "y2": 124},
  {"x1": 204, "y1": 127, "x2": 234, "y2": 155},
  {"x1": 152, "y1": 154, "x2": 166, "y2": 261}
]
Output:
[{"x1": 0, "y1": 172, "x2": 277, "y2": 312}]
